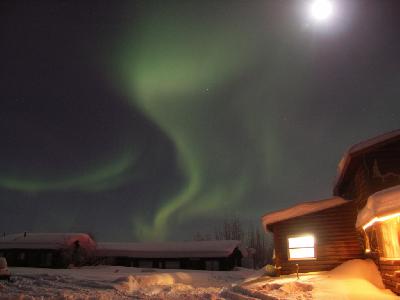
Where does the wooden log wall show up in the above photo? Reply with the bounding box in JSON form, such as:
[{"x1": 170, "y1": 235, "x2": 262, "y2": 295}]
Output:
[
  {"x1": 379, "y1": 259, "x2": 400, "y2": 295},
  {"x1": 271, "y1": 201, "x2": 364, "y2": 275},
  {"x1": 339, "y1": 140, "x2": 400, "y2": 209},
  {"x1": 333, "y1": 136, "x2": 400, "y2": 294}
]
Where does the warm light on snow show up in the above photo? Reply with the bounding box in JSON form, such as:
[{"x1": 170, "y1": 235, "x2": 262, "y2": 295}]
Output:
[
  {"x1": 356, "y1": 185, "x2": 400, "y2": 228},
  {"x1": 362, "y1": 212, "x2": 400, "y2": 230},
  {"x1": 309, "y1": 0, "x2": 334, "y2": 21},
  {"x1": 377, "y1": 216, "x2": 400, "y2": 259},
  {"x1": 288, "y1": 235, "x2": 315, "y2": 260},
  {"x1": 358, "y1": 187, "x2": 400, "y2": 260},
  {"x1": 235, "y1": 259, "x2": 396, "y2": 300},
  {"x1": 2, "y1": 259, "x2": 397, "y2": 299}
]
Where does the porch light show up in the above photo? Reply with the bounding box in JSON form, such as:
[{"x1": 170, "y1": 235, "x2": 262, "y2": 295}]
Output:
[
  {"x1": 362, "y1": 214, "x2": 400, "y2": 259},
  {"x1": 357, "y1": 186, "x2": 400, "y2": 260}
]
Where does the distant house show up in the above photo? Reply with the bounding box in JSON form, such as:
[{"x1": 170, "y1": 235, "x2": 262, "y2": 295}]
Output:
[
  {"x1": 0, "y1": 233, "x2": 96, "y2": 268},
  {"x1": 261, "y1": 129, "x2": 400, "y2": 294},
  {"x1": 95, "y1": 240, "x2": 247, "y2": 271},
  {"x1": 0, "y1": 233, "x2": 246, "y2": 271}
]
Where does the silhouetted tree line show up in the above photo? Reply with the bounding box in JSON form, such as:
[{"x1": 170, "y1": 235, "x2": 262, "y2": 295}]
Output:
[{"x1": 193, "y1": 217, "x2": 273, "y2": 269}]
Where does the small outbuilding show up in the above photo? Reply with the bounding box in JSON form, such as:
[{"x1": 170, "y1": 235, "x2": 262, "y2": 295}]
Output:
[
  {"x1": 262, "y1": 197, "x2": 363, "y2": 275},
  {"x1": 95, "y1": 240, "x2": 246, "y2": 271},
  {"x1": 0, "y1": 233, "x2": 96, "y2": 268}
]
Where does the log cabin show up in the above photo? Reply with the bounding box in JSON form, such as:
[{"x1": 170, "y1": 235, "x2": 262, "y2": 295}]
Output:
[
  {"x1": 262, "y1": 129, "x2": 400, "y2": 294},
  {"x1": 334, "y1": 129, "x2": 400, "y2": 294},
  {"x1": 0, "y1": 234, "x2": 246, "y2": 271},
  {"x1": 262, "y1": 197, "x2": 364, "y2": 275},
  {"x1": 95, "y1": 240, "x2": 246, "y2": 271}
]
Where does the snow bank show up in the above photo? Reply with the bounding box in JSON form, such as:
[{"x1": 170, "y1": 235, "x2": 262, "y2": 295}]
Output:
[
  {"x1": 1, "y1": 260, "x2": 397, "y2": 299},
  {"x1": 1, "y1": 265, "x2": 253, "y2": 299},
  {"x1": 346, "y1": 130, "x2": 400, "y2": 155},
  {"x1": 356, "y1": 185, "x2": 400, "y2": 228},
  {"x1": 314, "y1": 259, "x2": 397, "y2": 300},
  {"x1": 228, "y1": 273, "x2": 316, "y2": 300},
  {"x1": 314, "y1": 278, "x2": 397, "y2": 300},
  {"x1": 328, "y1": 259, "x2": 385, "y2": 289},
  {"x1": 233, "y1": 259, "x2": 397, "y2": 300},
  {"x1": 262, "y1": 197, "x2": 347, "y2": 230}
]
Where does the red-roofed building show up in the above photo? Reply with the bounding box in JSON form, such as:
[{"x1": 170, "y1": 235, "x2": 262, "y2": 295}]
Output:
[{"x1": 0, "y1": 233, "x2": 96, "y2": 268}]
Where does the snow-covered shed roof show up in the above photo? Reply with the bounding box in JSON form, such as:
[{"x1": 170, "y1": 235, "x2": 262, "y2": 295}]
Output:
[
  {"x1": 96, "y1": 240, "x2": 247, "y2": 258},
  {"x1": 262, "y1": 197, "x2": 347, "y2": 231},
  {"x1": 356, "y1": 185, "x2": 400, "y2": 228},
  {"x1": 334, "y1": 129, "x2": 400, "y2": 196},
  {"x1": 0, "y1": 233, "x2": 96, "y2": 250}
]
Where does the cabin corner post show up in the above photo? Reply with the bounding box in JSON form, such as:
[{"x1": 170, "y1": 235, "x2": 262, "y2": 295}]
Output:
[{"x1": 271, "y1": 226, "x2": 281, "y2": 270}]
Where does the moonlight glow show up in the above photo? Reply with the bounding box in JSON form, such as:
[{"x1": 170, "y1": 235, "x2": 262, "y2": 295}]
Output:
[{"x1": 310, "y1": 0, "x2": 334, "y2": 21}]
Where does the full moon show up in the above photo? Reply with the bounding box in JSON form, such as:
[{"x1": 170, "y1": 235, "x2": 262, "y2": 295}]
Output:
[{"x1": 310, "y1": 0, "x2": 334, "y2": 21}]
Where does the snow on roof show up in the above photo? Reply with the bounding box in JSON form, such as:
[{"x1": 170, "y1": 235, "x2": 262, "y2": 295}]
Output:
[
  {"x1": 262, "y1": 197, "x2": 347, "y2": 231},
  {"x1": 334, "y1": 129, "x2": 400, "y2": 195},
  {"x1": 356, "y1": 185, "x2": 400, "y2": 228},
  {"x1": 346, "y1": 130, "x2": 400, "y2": 155},
  {"x1": 0, "y1": 233, "x2": 96, "y2": 250},
  {"x1": 96, "y1": 240, "x2": 247, "y2": 258}
]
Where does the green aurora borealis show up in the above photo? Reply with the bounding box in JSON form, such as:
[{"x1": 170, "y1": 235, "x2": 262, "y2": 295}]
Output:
[
  {"x1": 112, "y1": 3, "x2": 266, "y2": 239},
  {"x1": 1, "y1": 1, "x2": 400, "y2": 241}
]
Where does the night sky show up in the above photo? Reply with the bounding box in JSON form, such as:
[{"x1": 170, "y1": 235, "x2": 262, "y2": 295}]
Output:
[{"x1": 1, "y1": 0, "x2": 399, "y2": 242}]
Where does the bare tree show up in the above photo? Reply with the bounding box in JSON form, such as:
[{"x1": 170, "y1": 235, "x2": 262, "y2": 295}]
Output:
[
  {"x1": 194, "y1": 217, "x2": 273, "y2": 269},
  {"x1": 193, "y1": 232, "x2": 212, "y2": 241},
  {"x1": 214, "y1": 216, "x2": 244, "y2": 241}
]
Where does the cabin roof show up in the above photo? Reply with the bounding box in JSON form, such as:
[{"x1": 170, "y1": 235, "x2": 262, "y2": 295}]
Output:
[
  {"x1": 356, "y1": 184, "x2": 400, "y2": 228},
  {"x1": 334, "y1": 129, "x2": 400, "y2": 197},
  {"x1": 261, "y1": 197, "x2": 347, "y2": 231},
  {"x1": 96, "y1": 240, "x2": 247, "y2": 258},
  {"x1": 0, "y1": 233, "x2": 96, "y2": 250}
]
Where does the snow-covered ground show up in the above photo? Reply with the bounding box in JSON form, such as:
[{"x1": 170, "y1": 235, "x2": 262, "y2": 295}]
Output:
[
  {"x1": 229, "y1": 259, "x2": 398, "y2": 300},
  {"x1": 0, "y1": 266, "x2": 253, "y2": 299},
  {"x1": 0, "y1": 260, "x2": 398, "y2": 299}
]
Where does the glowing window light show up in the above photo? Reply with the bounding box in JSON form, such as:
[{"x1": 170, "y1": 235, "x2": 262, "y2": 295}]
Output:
[{"x1": 288, "y1": 235, "x2": 315, "y2": 260}]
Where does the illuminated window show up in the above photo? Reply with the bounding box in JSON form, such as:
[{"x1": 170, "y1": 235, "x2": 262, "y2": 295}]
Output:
[{"x1": 288, "y1": 235, "x2": 315, "y2": 260}]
